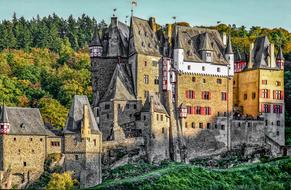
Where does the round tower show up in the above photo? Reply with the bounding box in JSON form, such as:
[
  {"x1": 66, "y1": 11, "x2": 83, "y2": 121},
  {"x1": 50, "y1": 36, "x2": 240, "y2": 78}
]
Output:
[
  {"x1": 0, "y1": 105, "x2": 10, "y2": 135},
  {"x1": 89, "y1": 26, "x2": 103, "y2": 58}
]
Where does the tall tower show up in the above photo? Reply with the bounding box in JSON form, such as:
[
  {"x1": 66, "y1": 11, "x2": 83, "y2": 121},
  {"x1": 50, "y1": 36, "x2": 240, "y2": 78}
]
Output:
[
  {"x1": 89, "y1": 27, "x2": 103, "y2": 58},
  {"x1": 276, "y1": 47, "x2": 284, "y2": 70},
  {"x1": 0, "y1": 105, "x2": 10, "y2": 135},
  {"x1": 225, "y1": 35, "x2": 234, "y2": 75}
]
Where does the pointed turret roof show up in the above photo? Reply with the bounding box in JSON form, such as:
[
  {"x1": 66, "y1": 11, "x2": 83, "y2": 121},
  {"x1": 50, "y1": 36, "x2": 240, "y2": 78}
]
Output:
[
  {"x1": 64, "y1": 95, "x2": 100, "y2": 134},
  {"x1": 100, "y1": 64, "x2": 135, "y2": 102},
  {"x1": 199, "y1": 32, "x2": 214, "y2": 51},
  {"x1": 277, "y1": 47, "x2": 284, "y2": 60},
  {"x1": 89, "y1": 25, "x2": 102, "y2": 47},
  {"x1": 235, "y1": 49, "x2": 242, "y2": 62},
  {"x1": 225, "y1": 35, "x2": 233, "y2": 54},
  {"x1": 0, "y1": 105, "x2": 9, "y2": 123}
]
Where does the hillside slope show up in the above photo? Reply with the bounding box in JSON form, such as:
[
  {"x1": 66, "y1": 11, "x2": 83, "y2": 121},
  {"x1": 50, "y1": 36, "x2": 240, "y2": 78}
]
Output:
[{"x1": 91, "y1": 158, "x2": 291, "y2": 190}]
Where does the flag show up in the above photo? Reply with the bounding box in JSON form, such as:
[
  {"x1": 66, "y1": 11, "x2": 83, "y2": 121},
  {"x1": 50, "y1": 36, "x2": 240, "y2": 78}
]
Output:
[{"x1": 132, "y1": 0, "x2": 137, "y2": 7}]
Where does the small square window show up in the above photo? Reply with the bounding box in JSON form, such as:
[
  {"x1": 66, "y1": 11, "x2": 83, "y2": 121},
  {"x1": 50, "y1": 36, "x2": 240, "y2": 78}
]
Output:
[
  {"x1": 217, "y1": 79, "x2": 222, "y2": 84},
  {"x1": 244, "y1": 94, "x2": 247, "y2": 100},
  {"x1": 217, "y1": 67, "x2": 221, "y2": 72},
  {"x1": 203, "y1": 79, "x2": 206, "y2": 83},
  {"x1": 192, "y1": 77, "x2": 196, "y2": 82},
  {"x1": 199, "y1": 123, "x2": 203, "y2": 128},
  {"x1": 202, "y1": 66, "x2": 205, "y2": 71},
  {"x1": 75, "y1": 155, "x2": 79, "y2": 160},
  {"x1": 188, "y1": 65, "x2": 191, "y2": 70},
  {"x1": 23, "y1": 162, "x2": 27, "y2": 167},
  {"x1": 252, "y1": 92, "x2": 256, "y2": 99}
]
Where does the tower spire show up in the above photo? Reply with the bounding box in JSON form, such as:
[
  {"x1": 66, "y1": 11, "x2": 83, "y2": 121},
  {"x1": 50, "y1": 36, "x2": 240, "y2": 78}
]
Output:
[{"x1": 225, "y1": 34, "x2": 234, "y2": 54}]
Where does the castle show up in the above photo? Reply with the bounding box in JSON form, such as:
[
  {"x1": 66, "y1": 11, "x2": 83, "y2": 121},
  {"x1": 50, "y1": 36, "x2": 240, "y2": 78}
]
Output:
[{"x1": 0, "y1": 15, "x2": 289, "y2": 189}]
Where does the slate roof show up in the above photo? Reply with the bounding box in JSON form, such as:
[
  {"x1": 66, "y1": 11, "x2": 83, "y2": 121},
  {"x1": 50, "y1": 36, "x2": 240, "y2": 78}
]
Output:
[
  {"x1": 0, "y1": 105, "x2": 8, "y2": 123},
  {"x1": 102, "y1": 19, "x2": 129, "y2": 57},
  {"x1": 89, "y1": 26, "x2": 102, "y2": 47},
  {"x1": 130, "y1": 17, "x2": 162, "y2": 57},
  {"x1": 0, "y1": 106, "x2": 54, "y2": 136},
  {"x1": 251, "y1": 36, "x2": 277, "y2": 69},
  {"x1": 100, "y1": 63, "x2": 135, "y2": 102},
  {"x1": 277, "y1": 47, "x2": 284, "y2": 60},
  {"x1": 141, "y1": 94, "x2": 168, "y2": 115},
  {"x1": 64, "y1": 95, "x2": 100, "y2": 134},
  {"x1": 225, "y1": 35, "x2": 234, "y2": 54},
  {"x1": 175, "y1": 26, "x2": 228, "y2": 64}
]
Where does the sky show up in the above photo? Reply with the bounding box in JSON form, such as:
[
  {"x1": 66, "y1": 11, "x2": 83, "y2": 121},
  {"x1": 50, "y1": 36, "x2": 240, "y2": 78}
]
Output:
[{"x1": 0, "y1": 0, "x2": 291, "y2": 30}]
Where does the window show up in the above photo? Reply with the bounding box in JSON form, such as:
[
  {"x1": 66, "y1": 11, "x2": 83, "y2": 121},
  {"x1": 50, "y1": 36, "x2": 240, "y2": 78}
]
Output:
[
  {"x1": 94, "y1": 139, "x2": 97, "y2": 146},
  {"x1": 217, "y1": 78, "x2": 222, "y2": 84},
  {"x1": 276, "y1": 81, "x2": 281, "y2": 86},
  {"x1": 105, "y1": 104, "x2": 110, "y2": 110},
  {"x1": 192, "y1": 77, "x2": 196, "y2": 82},
  {"x1": 188, "y1": 65, "x2": 191, "y2": 70},
  {"x1": 144, "y1": 61, "x2": 147, "y2": 67},
  {"x1": 144, "y1": 75, "x2": 149, "y2": 84},
  {"x1": 51, "y1": 142, "x2": 60, "y2": 146},
  {"x1": 14, "y1": 138, "x2": 16, "y2": 141},
  {"x1": 273, "y1": 90, "x2": 282, "y2": 100},
  {"x1": 261, "y1": 89, "x2": 269, "y2": 98},
  {"x1": 262, "y1": 80, "x2": 267, "y2": 85},
  {"x1": 154, "y1": 76, "x2": 159, "y2": 85},
  {"x1": 273, "y1": 104, "x2": 282, "y2": 114},
  {"x1": 215, "y1": 124, "x2": 218, "y2": 129},
  {"x1": 40, "y1": 138, "x2": 43, "y2": 142},
  {"x1": 157, "y1": 114, "x2": 159, "y2": 121},
  {"x1": 143, "y1": 115, "x2": 146, "y2": 120},
  {"x1": 106, "y1": 114, "x2": 110, "y2": 119},
  {"x1": 75, "y1": 155, "x2": 79, "y2": 160},
  {"x1": 186, "y1": 90, "x2": 195, "y2": 99},
  {"x1": 196, "y1": 106, "x2": 201, "y2": 115},
  {"x1": 144, "y1": 90, "x2": 149, "y2": 98},
  {"x1": 160, "y1": 115, "x2": 163, "y2": 121},
  {"x1": 118, "y1": 104, "x2": 121, "y2": 109},
  {"x1": 217, "y1": 67, "x2": 221, "y2": 72},
  {"x1": 252, "y1": 92, "x2": 256, "y2": 99},
  {"x1": 207, "y1": 123, "x2": 211, "y2": 129},
  {"x1": 202, "y1": 91, "x2": 210, "y2": 100},
  {"x1": 265, "y1": 120, "x2": 268, "y2": 126},
  {"x1": 32, "y1": 149, "x2": 35, "y2": 153},
  {"x1": 191, "y1": 122, "x2": 195, "y2": 128},
  {"x1": 23, "y1": 162, "x2": 27, "y2": 167},
  {"x1": 199, "y1": 123, "x2": 203, "y2": 129},
  {"x1": 126, "y1": 104, "x2": 130, "y2": 109},
  {"x1": 221, "y1": 125, "x2": 225, "y2": 130},
  {"x1": 202, "y1": 66, "x2": 205, "y2": 71},
  {"x1": 30, "y1": 138, "x2": 33, "y2": 141},
  {"x1": 203, "y1": 79, "x2": 206, "y2": 83},
  {"x1": 277, "y1": 131, "x2": 280, "y2": 136},
  {"x1": 248, "y1": 122, "x2": 251, "y2": 127},
  {"x1": 244, "y1": 94, "x2": 247, "y2": 100},
  {"x1": 133, "y1": 104, "x2": 137, "y2": 109},
  {"x1": 162, "y1": 128, "x2": 165, "y2": 134},
  {"x1": 277, "y1": 120, "x2": 281, "y2": 126},
  {"x1": 221, "y1": 92, "x2": 227, "y2": 101},
  {"x1": 187, "y1": 106, "x2": 193, "y2": 114},
  {"x1": 262, "y1": 104, "x2": 271, "y2": 113},
  {"x1": 205, "y1": 107, "x2": 211, "y2": 115},
  {"x1": 185, "y1": 122, "x2": 188, "y2": 128}
]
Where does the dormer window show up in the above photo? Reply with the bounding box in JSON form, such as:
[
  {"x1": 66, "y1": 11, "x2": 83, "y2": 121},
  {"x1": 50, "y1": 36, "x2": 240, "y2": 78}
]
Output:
[
  {"x1": 188, "y1": 40, "x2": 191, "y2": 45},
  {"x1": 202, "y1": 66, "x2": 205, "y2": 71},
  {"x1": 138, "y1": 30, "x2": 141, "y2": 35}
]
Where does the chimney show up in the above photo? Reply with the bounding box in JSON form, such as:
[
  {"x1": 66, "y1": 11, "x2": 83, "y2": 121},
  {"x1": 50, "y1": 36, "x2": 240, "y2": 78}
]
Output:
[
  {"x1": 221, "y1": 32, "x2": 227, "y2": 46},
  {"x1": 81, "y1": 104, "x2": 91, "y2": 138},
  {"x1": 149, "y1": 17, "x2": 157, "y2": 32},
  {"x1": 111, "y1": 16, "x2": 118, "y2": 27},
  {"x1": 248, "y1": 43, "x2": 254, "y2": 69},
  {"x1": 269, "y1": 44, "x2": 276, "y2": 68}
]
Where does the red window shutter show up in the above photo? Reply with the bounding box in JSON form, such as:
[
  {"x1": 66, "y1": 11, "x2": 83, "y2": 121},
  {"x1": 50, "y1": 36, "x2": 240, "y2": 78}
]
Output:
[
  {"x1": 262, "y1": 80, "x2": 263, "y2": 84},
  {"x1": 209, "y1": 107, "x2": 211, "y2": 115},
  {"x1": 209, "y1": 92, "x2": 211, "y2": 100},
  {"x1": 193, "y1": 91, "x2": 195, "y2": 99},
  {"x1": 201, "y1": 107, "x2": 205, "y2": 115},
  {"x1": 191, "y1": 107, "x2": 194, "y2": 115},
  {"x1": 186, "y1": 90, "x2": 188, "y2": 98},
  {"x1": 260, "y1": 89, "x2": 263, "y2": 98},
  {"x1": 261, "y1": 103, "x2": 264, "y2": 113},
  {"x1": 226, "y1": 93, "x2": 228, "y2": 101},
  {"x1": 268, "y1": 90, "x2": 270, "y2": 99},
  {"x1": 193, "y1": 106, "x2": 196, "y2": 114},
  {"x1": 201, "y1": 92, "x2": 204, "y2": 100}
]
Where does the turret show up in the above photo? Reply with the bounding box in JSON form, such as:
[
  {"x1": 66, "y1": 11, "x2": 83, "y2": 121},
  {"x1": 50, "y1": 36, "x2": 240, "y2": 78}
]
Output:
[
  {"x1": 276, "y1": 47, "x2": 284, "y2": 70},
  {"x1": 199, "y1": 32, "x2": 214, "y2": 63},
  {"x1": 89, "y1": 26, "x2": 103, "y2": 58},
  {"x1": 173, "y1": 29, "x2": 184, "y2": 69},
  {"x1": 225, "y1": 35, "x2": 234, "y2": 75},
  {"x1": 179, "y1": 103, "x2": 187, "y2": 118},
  {"x1": 0, "y1": 105, "x2": 10, "y2": 135}
]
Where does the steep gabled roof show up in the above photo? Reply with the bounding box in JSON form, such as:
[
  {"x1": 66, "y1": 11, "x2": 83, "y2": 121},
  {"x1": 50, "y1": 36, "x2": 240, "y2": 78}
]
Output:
[
  {"x1": 141, "y1": 94, "x2": 168, "y2": 115},
  {"x1": 175, "y1": 26, "x2": 228, "y2": 64},
  {"x1": 130, "y1": 17, "x2": 161, "y2": 57},
  {"x1": 100, "y1": 64, "x2": 135, "y2": 102},
  {"x1": 102, "y1": 19, "x2": 129, "y2": 57},
  {"x1": 0, "y1": 105, "x2": 9, "y2": 123},
  {"x1": 252, "y1": 36, "x2": 270, "y2": 68},
  {"x1": 64, "y1": 95, "x2": 100, "y2": 134},
  {"x1": 0, "y1": 106, "x2": 54, "y2": 136}
]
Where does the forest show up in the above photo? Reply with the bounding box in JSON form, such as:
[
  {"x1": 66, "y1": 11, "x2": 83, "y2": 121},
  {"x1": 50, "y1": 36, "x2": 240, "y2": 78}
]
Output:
[{"x1": 0, "y1": 14, "x2": 291, "y2": 144}]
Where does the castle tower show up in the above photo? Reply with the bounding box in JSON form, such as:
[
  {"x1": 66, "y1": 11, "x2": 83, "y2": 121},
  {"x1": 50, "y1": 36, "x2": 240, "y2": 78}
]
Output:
[
  {"x1": 276, "y1": 47, "x2": 284, "y2": 70},
  {"x1": 63, "y1": 96, "x2": 102, "y2": 188},
  {"x1": 0, "y1": 105, "x2": 10, "y2": 135},
  {"x1": 89, "y1": 26, "x2": 103, "y2": 58},
  {"x1": 225, "y1": 35, "x2": 234, "y2": 76},
  {"x1": 199, "y1": 32, "x2": 214, "y2": 63}
]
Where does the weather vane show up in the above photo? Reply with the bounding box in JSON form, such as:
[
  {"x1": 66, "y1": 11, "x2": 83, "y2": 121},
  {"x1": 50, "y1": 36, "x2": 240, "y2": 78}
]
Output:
[
  {"x1": 113, "y1": 8, "x2": 117, "y2": 17},
  {"x1": 131, "y1": 0, "x2": 137, "y2": 17}
]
